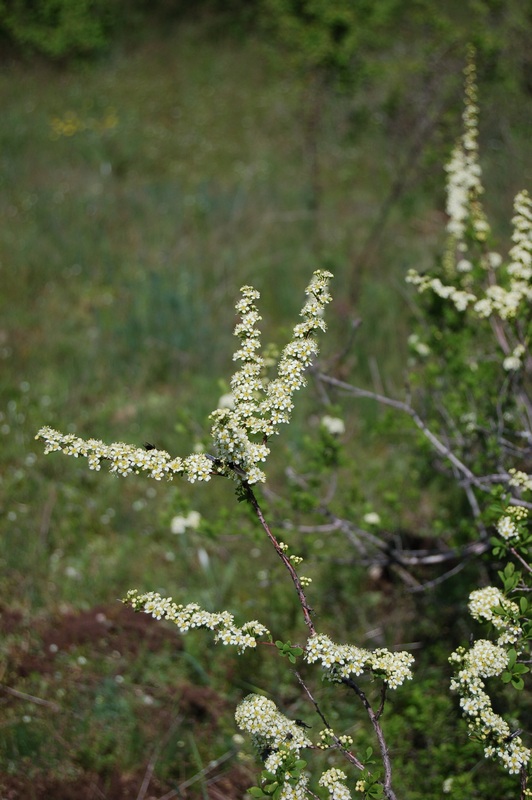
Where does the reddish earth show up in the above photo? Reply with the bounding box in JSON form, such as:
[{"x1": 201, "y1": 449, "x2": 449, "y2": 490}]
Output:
[{"x1": 0, "y1": 603, "x2": 253, "y2": 799}]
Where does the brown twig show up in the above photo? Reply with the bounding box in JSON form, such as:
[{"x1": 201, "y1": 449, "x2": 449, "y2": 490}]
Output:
[
  {"x1": 155, "y1": 749, "x2": 235, "y2": 800},
  {"x1": 318, "y1": 373, "x2": 532, "y2": 510},
  {"x1": 342, "y1": 676, "x2": 397, "y2": 800},
  {"x1": 509, "y1": 547, "x2": 532, "y2": 576},
  {"x1": 137, "y1": 714, "x2": 183, "y2": 800},
  {"x1": 294, "y1": 670, "x2": 364, "y2": 770},
  {"x1": 0, "y1": 683, "x2": 60, "y2": 712},
  {"x1": 243, "y1": 483, "x2": 316, "y2": 635}
]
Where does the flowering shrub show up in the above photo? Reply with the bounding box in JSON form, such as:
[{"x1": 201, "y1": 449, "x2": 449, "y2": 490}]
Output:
[
  {"x1": 449, "y1": 502, "x2": 531, "y2": 777},
  {"x1": 35, "y1": 52, "x2": 530, "y2": 799}
]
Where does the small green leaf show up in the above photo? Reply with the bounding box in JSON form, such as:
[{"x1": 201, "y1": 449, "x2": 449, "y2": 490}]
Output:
[
  {"x1": 248, "y1": 787, "x2": 265, "y2": 797},
  {"x1": 511, "y1": 676, "x2": 525, "y2": 691}
]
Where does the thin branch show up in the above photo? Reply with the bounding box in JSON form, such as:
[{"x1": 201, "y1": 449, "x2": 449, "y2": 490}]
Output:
[
  {"x1": 318, "y1": 373, "x2": 532, "y2": 510},
  {"x1": 375, "y1": 683, "x2": 387, "y2": 721},
  {"x1": 319, "y1": 374, "x2": 481, "y2": 485},
  {"x1": 509, "y1": 547, "x2": 532, "y2": 576},
  {"x1": 409, "y1": 559, "x2": 468, "y2": 593},
  {"x1": 155, "y1": 749, "x2": 235, "y2": 800},
  {"x1": 294, "y1": 671, "x2": 364, "y2": 770},
  {"x1": 243, "y1": 484, "x2": 316, "y2": 635},
  {"x1": 0, "y1": 684, "x2": 60, "y2": 712},
  {"x1": 137, "y1": 714, "x2": 183, "y2": 800},
  {"x1": 342, "y1": 677, "x2": 397, "y2": 800}
]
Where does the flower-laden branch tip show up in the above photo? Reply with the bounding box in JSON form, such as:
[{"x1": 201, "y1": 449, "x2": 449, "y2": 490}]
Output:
[
  {"x1": 124, "y1": 590, "x2": 270, "y2": 652},
  {"x1": 450, "y1": 640, "x2": 530, "y2": 775},
  {"x1": 36, "y1": 270, "x2": 333, "y2": 486},
  {"x1": 305, "y1": 633, "x2": 414, "y2": 689},
  {"x1": 406, "y1": 50, "x2": 532, "y2": 327}
]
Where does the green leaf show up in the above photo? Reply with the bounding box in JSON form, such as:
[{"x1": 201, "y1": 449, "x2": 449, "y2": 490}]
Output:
[
  {"x1": 501, "y1": 671, "x2": 512, "y2": 683},
  {"x1": 248, "y1": 787, "x2": 266, "y2": 797},
  {"x1": 511, "y1": 676, "x2": 525, "y2": 690},
  {"x1": 520, "y1": 596, "x2": 529, "y2": 614}
]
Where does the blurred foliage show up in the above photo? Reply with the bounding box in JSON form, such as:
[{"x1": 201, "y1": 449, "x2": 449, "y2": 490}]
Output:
[{"x1": 0, "y1": 0, "x2": 113, "y2": 59}]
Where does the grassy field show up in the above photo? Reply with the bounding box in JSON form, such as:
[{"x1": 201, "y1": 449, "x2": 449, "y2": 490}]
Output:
[{"x1": 0, "y1": 16, "x2": 530, "y2": 799}]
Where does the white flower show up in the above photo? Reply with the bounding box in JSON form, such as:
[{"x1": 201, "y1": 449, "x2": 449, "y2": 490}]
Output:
[
  {"x1": 363, "y1": 512, "x2": 381, "y2": 526},
  {"x1": 171, "y1": 515, "x2": 188, "y2": 534},
  {"x1": 496, "y1": 516, "x2": 519, "y2": 541},
  {"x1": 321, "y1": 415, "x2": 345, "y2": 435},
  {"x1": 457, "y1": 259, "x2": 473, "y2": 272},
  {"x1": 218, "y1": 392, "x2": 235, "y2": 409}
]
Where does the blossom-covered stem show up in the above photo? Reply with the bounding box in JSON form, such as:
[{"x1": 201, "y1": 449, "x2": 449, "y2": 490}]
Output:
[
  {"x1": 242, "y1": 483, "x2": 316, "y2": 636},
  {"x1": 342, "y1": 676, "x2": 397, "y2": 800},
  {"x1": 294, "y1": 670, "x2": 365, "y2": 770}
]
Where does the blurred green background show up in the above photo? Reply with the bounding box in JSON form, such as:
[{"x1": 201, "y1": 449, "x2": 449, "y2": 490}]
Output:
[{"x1": 0, "y1": 1, "x2": 530, "y2": 797}]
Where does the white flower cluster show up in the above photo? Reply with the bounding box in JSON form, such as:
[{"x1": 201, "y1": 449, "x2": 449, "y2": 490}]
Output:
[
  {"x1": 495, "y1": 506, "x2": 528, "y2": 543},
  {"x1": 210, "y1": 270, "x2": 333, "y2": 483},
  {"x1": 274, "y1": 779, "x2": 309, "y2": 800},
  {"x1": 450, "y1": 641, "x2": 530, "y2": 774},
  {"x1": 406, "y1": 55, "x2": 532, "y2": 334},
  {"x1": 170, "y1": 510, "x2": 201, "y2": 534},
  {"x1": 36, "y1": 271, "x2": 333, "y2": 486},
  {"x1": 474, "y1": 203, "x2": 532, "y2": 318},
  {"x1": 259, "y1": 748, "x2": 309, "y2": 799},
  {"x1": 319, "y1": 768, "x2": 352, "y2": 800},
  {"x1": 321, "y1": 415, "x2": 346, "y2": 436},
  {"x1": 235, "y1": 694, "x2": 312, "y2": 755},
  {"x1": 509, "y1": 469, "x2": 532, "y2": 492},
  {"x1": 123, "y1": 590, "x2": 270, "y2": 652},
  {"x1": 445, "y1": 55, "x2": 489, "y2": 246},
  {"x1": 235, "y1": 697, "x2": 310, "y2": 800},
  {"x1": 405, "y1": 271, "x2": 476, "y2": 313},
  {"x1": 468, "y1": 587, "x2": 521, "y2": 646},
  {"x1": 305, "y1": 633, "x2": 414, "y2": 689},
  {"x1": 496, "y1": 516, "x2": 519, "y2": 541},
  {"x1": 35, "y1": 427, "x2": 214, "y2": 483},
  {"x1": 508, "y1": 190, "x2": 532, "y2": 285},
  {"x1": 407, "y1": 333, "x2": 430, "y2": 357},
  {"x1": 503, "y1": 344, "x2": 526, "y2": 372}
]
